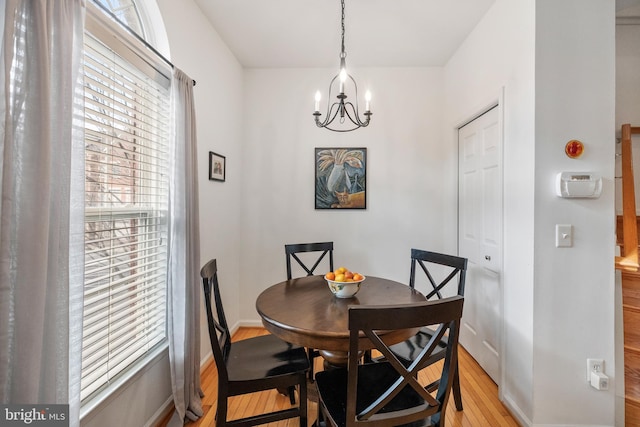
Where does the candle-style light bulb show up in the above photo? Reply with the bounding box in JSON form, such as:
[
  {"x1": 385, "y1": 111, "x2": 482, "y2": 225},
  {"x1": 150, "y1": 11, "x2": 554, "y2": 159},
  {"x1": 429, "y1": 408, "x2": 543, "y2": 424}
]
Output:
[
  {"x1": 315, "y1": 91, "x2": 321, "y2": 112},
  {"x1": 365, "y1": 90, "x2": 371, "y2": 111},
  {"x1": 339, "y1": 68, "x2": 347, "y2": 93}
]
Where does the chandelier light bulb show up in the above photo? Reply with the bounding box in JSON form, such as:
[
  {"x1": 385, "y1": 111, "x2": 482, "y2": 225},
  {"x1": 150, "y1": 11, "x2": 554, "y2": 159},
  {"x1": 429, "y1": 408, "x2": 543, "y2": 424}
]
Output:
[
  {"x1": 315, "y1": 91, "x2": 322, "y2": 112},
  {"x1": 365, "y1": 91, "x2": 371, "y2": 111},
  {"x1": 339, "y1": 68, "x2": 347, "y2": 93}
]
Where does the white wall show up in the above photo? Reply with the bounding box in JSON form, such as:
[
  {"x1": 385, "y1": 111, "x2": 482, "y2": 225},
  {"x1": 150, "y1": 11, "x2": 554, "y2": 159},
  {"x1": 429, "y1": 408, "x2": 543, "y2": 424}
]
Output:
[
  {"x1": 444, "y1": 0, "x2": 536, "y2": 422},
  {"x1": 239, "y1": 67, "x2": 452, "y2": 320},
  {"x1": 534, "y1": 1, "x2": 615, "y2": 426},
  {"x1": 81, "y1": 0, "x2": 244, "y2": 425},
  {"x1": 446, "y1": 0, "x2": 617, "y2": 425}
]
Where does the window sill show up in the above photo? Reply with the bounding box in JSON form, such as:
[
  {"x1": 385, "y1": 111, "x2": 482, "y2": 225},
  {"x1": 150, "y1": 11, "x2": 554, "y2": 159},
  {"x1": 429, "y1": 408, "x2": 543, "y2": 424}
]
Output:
[{"x1": 79, "y1": 341, "x2": 169, "y2": 421}]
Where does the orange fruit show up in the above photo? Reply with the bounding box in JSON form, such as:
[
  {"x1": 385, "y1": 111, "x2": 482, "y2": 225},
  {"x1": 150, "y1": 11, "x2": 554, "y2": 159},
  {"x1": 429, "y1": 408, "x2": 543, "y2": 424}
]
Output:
[
  {"x1": 353, "y1": 273, "x2": 363, "y2": 281},
  {"x1": 335, "y1": 273, "x2": 345, "y2": 282},
  {"x1": 326, "y1": 272, "x2": 335, "y2": 281},
  {"x1": 344, "y1": 271, "x2": 354, "y2": 279}
]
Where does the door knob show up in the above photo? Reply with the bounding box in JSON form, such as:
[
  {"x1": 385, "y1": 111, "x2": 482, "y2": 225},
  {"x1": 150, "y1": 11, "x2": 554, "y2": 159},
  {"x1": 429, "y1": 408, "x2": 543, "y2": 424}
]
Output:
[{"x1": 485, "y1": 255, "x2": 491, "y2": 261}]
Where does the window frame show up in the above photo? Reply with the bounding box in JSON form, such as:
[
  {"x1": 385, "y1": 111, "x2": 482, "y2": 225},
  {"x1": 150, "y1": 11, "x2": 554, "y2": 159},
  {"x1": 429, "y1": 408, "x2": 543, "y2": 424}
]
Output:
[{"x1": 79, "y1": 1, "x2": 173, "y2": 417}]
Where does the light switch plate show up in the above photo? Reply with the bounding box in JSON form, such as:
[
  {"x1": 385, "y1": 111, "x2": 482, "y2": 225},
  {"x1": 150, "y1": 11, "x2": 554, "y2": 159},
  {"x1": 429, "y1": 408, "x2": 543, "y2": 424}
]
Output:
[{"x1": 556, "y1": 224, "x2": 572, "y2": 247}]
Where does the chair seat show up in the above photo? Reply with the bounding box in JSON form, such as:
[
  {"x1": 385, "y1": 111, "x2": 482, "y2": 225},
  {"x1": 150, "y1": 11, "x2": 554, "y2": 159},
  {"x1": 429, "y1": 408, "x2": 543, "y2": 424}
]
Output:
[
  {"x1": 388, "y1": 327, "x2": 448, "y2": 368},
  {"x1": 315, "y1": 362, "x2": 433, "y2": 427},
  {"x1": 227, "y1": 334, "x2": 309, "y2": 382}
]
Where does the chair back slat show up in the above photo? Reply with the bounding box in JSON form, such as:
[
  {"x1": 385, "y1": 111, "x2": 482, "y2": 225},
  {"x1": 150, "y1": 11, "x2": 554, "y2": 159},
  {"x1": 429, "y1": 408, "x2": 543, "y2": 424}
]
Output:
[
  {"x1": 201, "y1": 259, "x2": 231, "y2": 382},
  {"x1": 285, "y1": 242, "x2": 334, "y2": 279},
  {"x1": 409, "y1": 249, "x2": 468, "y2": 300}
]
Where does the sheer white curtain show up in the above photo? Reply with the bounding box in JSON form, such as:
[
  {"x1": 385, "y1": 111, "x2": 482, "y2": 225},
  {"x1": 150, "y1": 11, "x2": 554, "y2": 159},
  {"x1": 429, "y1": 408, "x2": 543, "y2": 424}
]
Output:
[
  {"x1": 0, "y1": 1, "x2": 85, "y2": 426},
  {"x1": 167, "y1": 68, "x2": 203, "y2": 426}
]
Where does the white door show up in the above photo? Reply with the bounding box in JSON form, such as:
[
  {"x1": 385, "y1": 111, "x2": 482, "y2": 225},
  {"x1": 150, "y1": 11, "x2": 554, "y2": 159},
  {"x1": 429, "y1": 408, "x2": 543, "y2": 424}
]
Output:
[{"x1": 458, "y1": 106, "x2": 502, "y2": 385}]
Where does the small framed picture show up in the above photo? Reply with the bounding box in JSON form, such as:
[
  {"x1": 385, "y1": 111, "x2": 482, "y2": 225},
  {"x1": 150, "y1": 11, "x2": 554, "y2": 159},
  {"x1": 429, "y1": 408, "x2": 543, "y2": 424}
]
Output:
[{"x1": 209, "y1": 151, "x2": 226, "y2": 182}]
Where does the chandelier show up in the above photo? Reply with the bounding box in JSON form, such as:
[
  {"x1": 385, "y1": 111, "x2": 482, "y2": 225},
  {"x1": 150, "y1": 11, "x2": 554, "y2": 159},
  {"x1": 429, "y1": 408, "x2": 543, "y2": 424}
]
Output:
[{"x1": 313, "y1": 0, "x2": 372, "y2": 132}]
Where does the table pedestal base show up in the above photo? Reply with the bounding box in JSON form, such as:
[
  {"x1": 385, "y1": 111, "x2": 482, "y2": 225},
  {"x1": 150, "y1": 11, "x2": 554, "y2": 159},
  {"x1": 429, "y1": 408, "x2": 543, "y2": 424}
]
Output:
[
  {"x1": 319, "y1": 349, "x2": 366, "y2": 370},
  {"x1": 319, "y1": 349, "x2": 348, "y2": 369}
]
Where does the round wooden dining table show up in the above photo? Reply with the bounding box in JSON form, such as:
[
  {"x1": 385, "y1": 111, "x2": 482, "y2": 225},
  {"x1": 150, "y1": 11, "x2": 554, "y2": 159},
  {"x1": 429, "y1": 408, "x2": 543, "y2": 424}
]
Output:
[{"x1": 255, "y1": 275, "x2": 425, "y2": 368}]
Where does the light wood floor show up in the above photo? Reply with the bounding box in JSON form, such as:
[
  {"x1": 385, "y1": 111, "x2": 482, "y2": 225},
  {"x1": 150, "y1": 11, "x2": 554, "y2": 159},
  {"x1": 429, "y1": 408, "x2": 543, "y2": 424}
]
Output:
[
  {"x1": 160, "y1": 327, "x2": 520, "y2": 427},
  {"x1": 622, "y1": 269, "x2": 640, "y2": 424}
]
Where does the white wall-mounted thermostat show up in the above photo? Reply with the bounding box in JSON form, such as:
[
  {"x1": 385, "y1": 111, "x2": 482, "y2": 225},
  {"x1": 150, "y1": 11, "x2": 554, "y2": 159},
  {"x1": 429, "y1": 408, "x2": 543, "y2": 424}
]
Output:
[{"x1": 556, "y1": 172, "x2": 602, "y2": 198}]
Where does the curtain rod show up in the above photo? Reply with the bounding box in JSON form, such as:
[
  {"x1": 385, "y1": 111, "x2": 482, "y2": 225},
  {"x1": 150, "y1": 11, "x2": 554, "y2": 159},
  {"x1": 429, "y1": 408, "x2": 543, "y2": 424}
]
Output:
[{"x1": 92, "y1": 1, "x2": 196, "y2": 86}]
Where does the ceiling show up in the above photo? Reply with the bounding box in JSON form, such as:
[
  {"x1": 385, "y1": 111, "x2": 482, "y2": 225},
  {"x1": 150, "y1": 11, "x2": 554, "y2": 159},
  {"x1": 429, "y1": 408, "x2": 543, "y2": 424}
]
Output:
[
  {"x1": 193, "y1": 0, "x2": 496, "y2": 68},
  {"x1": 193, "y1": 0, "x2": 640, "y2": 69}
]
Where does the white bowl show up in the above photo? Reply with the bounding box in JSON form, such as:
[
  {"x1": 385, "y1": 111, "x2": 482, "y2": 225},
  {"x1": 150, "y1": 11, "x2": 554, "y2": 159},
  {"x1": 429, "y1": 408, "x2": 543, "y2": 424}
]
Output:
[{"x1": 325, "y1": 275, "x2": 366, "y2": 298}]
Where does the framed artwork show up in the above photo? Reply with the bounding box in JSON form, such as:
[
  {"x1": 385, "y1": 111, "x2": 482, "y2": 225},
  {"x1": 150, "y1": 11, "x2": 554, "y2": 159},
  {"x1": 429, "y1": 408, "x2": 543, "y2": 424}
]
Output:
[
  {"x1": 209, "y1": 151, "x2": 226, "y2": 182},
  {"x1": 315, "y1": 148, "x2": 366, "y2": 209}
]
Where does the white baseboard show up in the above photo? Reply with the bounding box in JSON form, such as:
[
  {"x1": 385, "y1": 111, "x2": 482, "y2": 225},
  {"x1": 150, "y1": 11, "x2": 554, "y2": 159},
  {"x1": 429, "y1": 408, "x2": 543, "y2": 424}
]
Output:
[
  {"x1": 200, "y1": 350, "x2": 213, "y2": 368},
  {"x1": 503, "y1": 394, "x2": 533, "y2": 427},
  {"x1": 198, "y1": 320, "x2": 260, "y2": 368},
  {"x1": 144, "y1": 396, "x2": 174, "y2": 427},
  {"x1": 502, "y1": 393, "x2": 615, "y2": 427},
  {"x1": 239, "y1": 319, "x2": 266, "y2": 328}
]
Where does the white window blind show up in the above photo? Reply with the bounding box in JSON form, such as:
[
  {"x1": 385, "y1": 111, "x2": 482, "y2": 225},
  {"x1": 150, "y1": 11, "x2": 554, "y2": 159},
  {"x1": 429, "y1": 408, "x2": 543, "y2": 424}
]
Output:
[{"x1": 81, "y1": 31, "x2": 171, "y2": 401}]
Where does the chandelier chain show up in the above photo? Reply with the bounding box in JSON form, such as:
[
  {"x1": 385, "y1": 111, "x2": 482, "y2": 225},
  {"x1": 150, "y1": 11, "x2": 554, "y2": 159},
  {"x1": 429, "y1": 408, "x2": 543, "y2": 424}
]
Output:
[{"x1": 341, "y1": 0, "x2": 346, "y2": 57}]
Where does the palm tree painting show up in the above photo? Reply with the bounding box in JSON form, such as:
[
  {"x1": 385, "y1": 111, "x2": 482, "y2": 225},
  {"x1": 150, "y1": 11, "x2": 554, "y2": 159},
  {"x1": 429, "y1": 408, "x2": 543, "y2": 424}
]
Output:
[{"x1": 315, "y1": 148, "x2": 366, "y2": 209}]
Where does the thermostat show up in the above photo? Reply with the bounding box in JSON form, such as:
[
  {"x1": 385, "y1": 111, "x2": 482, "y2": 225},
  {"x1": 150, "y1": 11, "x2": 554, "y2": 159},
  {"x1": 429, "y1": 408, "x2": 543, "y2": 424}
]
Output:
[{"x1": 556, "y1": 172, "x2": 602, "y2": 198}]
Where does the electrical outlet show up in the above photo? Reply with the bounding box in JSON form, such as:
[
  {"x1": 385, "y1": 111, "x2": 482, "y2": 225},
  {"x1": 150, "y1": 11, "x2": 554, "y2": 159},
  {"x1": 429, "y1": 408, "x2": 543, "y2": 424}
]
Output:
[
  {"x1": 587, "y1": 358, "x2": 604, "y2": 381},
  {"x1": 591, "y1": 371, "x2": 609, "y2": 390}
]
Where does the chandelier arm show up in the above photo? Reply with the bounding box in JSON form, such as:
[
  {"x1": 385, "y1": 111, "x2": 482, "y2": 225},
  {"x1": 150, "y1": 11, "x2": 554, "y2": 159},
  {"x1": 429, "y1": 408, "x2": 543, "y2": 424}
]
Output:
[
  {"x1": 346, "y1": 73, "x2": 360, "y2": 112},
  {"x1": 326, "y1": 74, "x2": 339, "y2": 107},
  {"x1": 323, "y1": 124, "x2": 364, "y2": 133},
  {"x1": 320, "y1": 103, "x2": 369, "y2": 132},
  {"x1": 316, "y1": 101, "x2": 343, "y2": 128},
  {"x1": 324, "y1": 124, "x2": 365, "y2": 133},
  {"x1": 342, "y1": 102, "x2": 370, "y2": 128}
]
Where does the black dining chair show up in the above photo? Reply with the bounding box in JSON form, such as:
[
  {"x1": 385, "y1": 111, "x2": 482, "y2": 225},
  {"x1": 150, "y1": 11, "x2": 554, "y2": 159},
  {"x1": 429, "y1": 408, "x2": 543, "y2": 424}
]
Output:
[
  {"x1": 285, "y1": 241, "x2": 334, "y2": 279},
  {"x1": 285, "y1": 241, "x2": 334, "y2": 380},
  {"x1": 201, "y1": 259, "x2": 309, "y2": 427},
  {"x1": 315, "y1": 295, "x2": 464, "y2": 427},
  {"x1": 386, "y1": 249, "x2": 468, "y2": 412}
]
